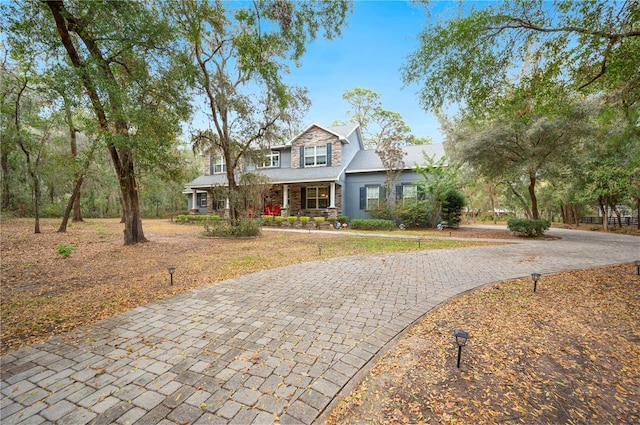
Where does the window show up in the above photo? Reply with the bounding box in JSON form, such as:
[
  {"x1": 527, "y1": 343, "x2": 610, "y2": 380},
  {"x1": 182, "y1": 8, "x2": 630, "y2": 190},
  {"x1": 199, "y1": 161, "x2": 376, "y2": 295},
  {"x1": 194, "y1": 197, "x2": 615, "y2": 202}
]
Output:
[
  {"x1": 304, "y1": 145, "x2": 327, "y2": 166},
  {"x1": 366, "y1": 186, "x2": 380, "y2": 210},
  {"x1": 305, "y1": 186, "x2": 328, "y2": 209},
  {"x1": 199, "y1": 193, "x2": 207, "y2": 208},
  {"x1": 260, "y1": 151, "x2": 280, "y2": 168},
  {"x1": 212, "y1": 156, "x2": 226, "y2": 174},
  {"x1": 402, "y1": 185, "x2": 417, "y2": 203}
]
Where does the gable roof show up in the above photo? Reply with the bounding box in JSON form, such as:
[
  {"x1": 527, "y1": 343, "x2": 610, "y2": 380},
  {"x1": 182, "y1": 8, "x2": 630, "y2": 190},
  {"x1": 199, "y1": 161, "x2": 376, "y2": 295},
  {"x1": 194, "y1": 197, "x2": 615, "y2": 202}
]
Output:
[
  {"x1": 346, "y1": 143, "x2": 446, "y2": 174},
  {"x1": 286, "y1": 122, "x2": 359, "y2": 146}
]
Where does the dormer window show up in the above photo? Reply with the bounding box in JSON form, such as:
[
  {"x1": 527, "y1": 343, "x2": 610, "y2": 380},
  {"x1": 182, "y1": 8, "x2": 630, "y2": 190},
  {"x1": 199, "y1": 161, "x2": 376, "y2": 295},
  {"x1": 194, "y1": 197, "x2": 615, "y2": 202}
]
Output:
[
  {"x1": 304, "y1": 145, "x2": 327, "y2": 166},
  {"x1": 260, "y1": 151, "x2": 280, "y2": 168}
]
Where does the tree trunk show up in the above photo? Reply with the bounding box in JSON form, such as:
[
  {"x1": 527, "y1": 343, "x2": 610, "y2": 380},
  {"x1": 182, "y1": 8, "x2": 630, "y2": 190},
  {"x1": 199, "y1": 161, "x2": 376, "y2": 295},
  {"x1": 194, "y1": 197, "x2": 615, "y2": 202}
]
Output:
[
  {"x1": 32, "y1": 175, "x2": 41, "y2": 234},
  {"x1": 58, "y1": 174, "x2": 84, "y2": 232},
  {"x1": 598, "y1": 196, "x2": 609, "y2": 232},
  {"x1": 1, "y1": 147, "x2": 10, "y2": 210},
  {"x1": 637, "y1": 196, "x2": 640, "y2": 230},
  {"x1": 528, "y1": 173, "x2": 539, "y2": 220}
]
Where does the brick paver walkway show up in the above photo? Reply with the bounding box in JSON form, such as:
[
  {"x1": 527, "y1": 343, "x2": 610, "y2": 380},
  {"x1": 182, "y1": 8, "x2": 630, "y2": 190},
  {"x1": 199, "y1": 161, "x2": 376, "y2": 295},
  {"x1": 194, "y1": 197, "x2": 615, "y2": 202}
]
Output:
[{"x1": 1, "y1": 227, "x2": 638, "y2": 424}]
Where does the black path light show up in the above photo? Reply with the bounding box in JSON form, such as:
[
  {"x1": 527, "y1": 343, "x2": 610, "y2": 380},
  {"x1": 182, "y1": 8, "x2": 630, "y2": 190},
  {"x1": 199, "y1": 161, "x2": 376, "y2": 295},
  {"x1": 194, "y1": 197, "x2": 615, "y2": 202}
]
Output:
[
  {"x1": 417, "y1": 237, "x2": 422, "y2": 248},
  {"x1": 453, "y1": 329, "x2": 469, "y2": 368},
  {"x1": 318, "y1": 244, "x2": 323, "y2": 256},
  {"x1": 167, "y1": 266, "x2": 176, "y2": 286},
  {"x1": 635, "y1": 260, "x2": 640, "y2": 275},
  {"x1": 531, "y1": 273, "x2": 541, "y2": 292}
]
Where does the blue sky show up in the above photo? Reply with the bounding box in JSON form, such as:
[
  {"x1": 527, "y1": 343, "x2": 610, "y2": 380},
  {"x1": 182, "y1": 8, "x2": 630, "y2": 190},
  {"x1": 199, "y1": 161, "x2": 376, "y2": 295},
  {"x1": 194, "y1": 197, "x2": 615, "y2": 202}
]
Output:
[{"x1": 287, "y1": 0, "x2": 442, "y2": 142}]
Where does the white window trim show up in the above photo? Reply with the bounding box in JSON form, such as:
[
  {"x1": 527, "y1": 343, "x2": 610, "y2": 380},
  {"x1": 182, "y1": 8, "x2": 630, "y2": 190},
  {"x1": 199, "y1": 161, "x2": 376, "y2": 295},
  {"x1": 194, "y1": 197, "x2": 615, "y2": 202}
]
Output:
[
  {"x1": 260, "y1": 151, "x2": 280, "y2": 168},
  {"x1": 402, "y1": 184, "x2": 418, "y2": 203},
  {"x1": 213, "y1": 156, "x2": 226, "y2": 174},
  {"x1": 306, "y1": 186, "x2": 329, "y2": 209},
  {"x1": 304, "y1": 145, "x2": 327, "y2": 167},
  {"x1": 366, "y1": 186, "x2": 380, "y2": 210}
]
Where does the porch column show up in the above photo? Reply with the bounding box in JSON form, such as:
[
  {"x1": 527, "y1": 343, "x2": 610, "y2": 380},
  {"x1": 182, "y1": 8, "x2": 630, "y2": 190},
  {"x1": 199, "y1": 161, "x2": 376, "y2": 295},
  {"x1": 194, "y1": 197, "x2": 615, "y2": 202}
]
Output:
[
  {"x1": 224, "y1": 197, "x2": 230, "y2": 219},
  {"x1": 283, "y1": 184, "x2": 289, "y2": 208},
  {"x1": 190, "y1": 189, "x2": 198, "y2": 214},
  {"x1": 329, "y1": 182, "x2": 336, "y2": 208}
]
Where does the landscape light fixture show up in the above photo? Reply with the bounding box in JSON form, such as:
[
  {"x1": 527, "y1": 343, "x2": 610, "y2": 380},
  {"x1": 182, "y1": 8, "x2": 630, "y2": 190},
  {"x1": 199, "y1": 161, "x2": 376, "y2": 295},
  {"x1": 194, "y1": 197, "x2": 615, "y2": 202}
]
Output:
[
  {"x1": 318, "y1": 244, "x2": 323, "y2": 256},
  {"x1": 531, "y1": 273, "x2": 541, "y2": 292},
  {"x1": 167, "y1": 266, "x2": 176, "y2": 286},
  {"x1": 635, "y1": 260, "x2": 640, "y2": 275},
  {"x1": 417, "y1": 237, "x2": 422, "y2": 248},
  {"x1": 453, "y1": 329, "x2": 468, "y2": 368}
]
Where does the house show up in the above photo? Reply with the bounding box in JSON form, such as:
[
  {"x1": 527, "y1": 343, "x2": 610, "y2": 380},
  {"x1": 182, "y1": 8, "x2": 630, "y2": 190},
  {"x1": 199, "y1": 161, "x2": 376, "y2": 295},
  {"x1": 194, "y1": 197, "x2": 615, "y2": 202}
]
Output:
[{"x1": 184, "y1": 122, "x2": 445, "y2": 220}]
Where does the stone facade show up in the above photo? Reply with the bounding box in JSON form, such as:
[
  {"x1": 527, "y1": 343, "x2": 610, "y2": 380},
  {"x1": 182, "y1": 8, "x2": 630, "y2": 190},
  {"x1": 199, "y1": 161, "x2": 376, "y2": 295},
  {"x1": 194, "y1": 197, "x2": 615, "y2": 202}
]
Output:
[
  {"x1": 290, "y1": 127, "x2": 341, "y2": 168},
  {"x1": 263, "y1": 184, "x2": 342, "y2": 217}
]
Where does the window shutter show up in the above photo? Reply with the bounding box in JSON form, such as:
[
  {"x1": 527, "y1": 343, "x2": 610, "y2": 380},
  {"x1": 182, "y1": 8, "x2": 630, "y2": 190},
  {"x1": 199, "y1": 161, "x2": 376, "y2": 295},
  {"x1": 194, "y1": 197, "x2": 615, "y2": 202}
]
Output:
[
  {"x1": 300, "y1": 146, "x2": 305, "y2": 168},
  {"x1": 359, "y1": 187, "x2": 366, "y2": 210},
  {"x1": 209, "y1": 155, "x2": 213, "y2": 175},
  {"x1": 379, "y1": 185, "x2": 386, "y2": 202},
  {"x1": 326, "y1": 143, "x2": 332, "y2": 166},
  {"x1": 301, "y1": 187, "x2": 306, "y2": 209},
  {"x1": 396, "y1": 185, "x2": 402, "y2": 202}
]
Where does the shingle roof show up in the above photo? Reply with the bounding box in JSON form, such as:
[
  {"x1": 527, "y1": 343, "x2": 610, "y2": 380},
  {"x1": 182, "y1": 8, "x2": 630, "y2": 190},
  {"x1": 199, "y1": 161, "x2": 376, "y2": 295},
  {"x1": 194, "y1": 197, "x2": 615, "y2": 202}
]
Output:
[
  {"x1": 346, "y1": 143, "x2": 446, "y2": 173},
  {"x1": 285, "y1": 122, "x2": 358, "y2": 145},
  {"x1": 185, "y1": 166, "x2": 347, "y2": 188}
]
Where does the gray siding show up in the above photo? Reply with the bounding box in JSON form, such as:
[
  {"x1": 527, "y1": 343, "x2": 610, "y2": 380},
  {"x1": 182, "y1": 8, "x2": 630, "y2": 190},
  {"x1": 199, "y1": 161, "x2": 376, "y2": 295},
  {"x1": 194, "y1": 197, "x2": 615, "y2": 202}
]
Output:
[{"x1": 343, "y1": 171, "x2": 425, "y2": 220}]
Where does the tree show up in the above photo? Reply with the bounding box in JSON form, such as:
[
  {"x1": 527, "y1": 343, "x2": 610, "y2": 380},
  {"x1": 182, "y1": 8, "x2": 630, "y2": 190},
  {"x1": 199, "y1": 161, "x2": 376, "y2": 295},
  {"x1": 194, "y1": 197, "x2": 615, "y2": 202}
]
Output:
[
  {"x1": 403, "y1": 0, "x2": 640, "y2": 114},
  {"x1": 341, "y1": 88, "x2": 416, "y2": 206},
  {"x1": 173, "y1": 0, "x2": 350, "y2": 224},
  {"x1": 5, "y1": 1, "x2": 192, "y2": 244},
  {"x1": 415, "y1": 153, "x2": 461, "y2": 228},
  {"x1": 443, "y1": 87, "x2": 595, "y2": 220},
  {"x1": 441, "y1": 189, "x2": 466, "y2": 228}
]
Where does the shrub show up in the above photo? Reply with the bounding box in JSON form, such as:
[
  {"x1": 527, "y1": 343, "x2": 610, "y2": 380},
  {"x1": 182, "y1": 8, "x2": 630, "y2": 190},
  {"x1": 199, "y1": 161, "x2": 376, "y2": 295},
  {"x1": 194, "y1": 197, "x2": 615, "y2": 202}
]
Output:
[
  {"x1": 56, "y1": 243, "x2": 75, "y2": 258},
  {"x1": 338, "y1": 215, "x2": 349, "y2": 224},
  {"x1": 328, "y1": 217, "x2": 337, "y2": 226},
  {"x1": 205, "y1": 219, "x2": 261, "y2": 237},
  {"x1": 313, "y1": 217, "x2": 325, "y2": 227},
  {"x1": 287, "y1": 216, "x2": 297, "y2": 225},
  {"x1": 261, "y1": 215, "x2": 274, "y2": 226},
  {"x1": 507, "y1": 218, "x2": 550, "y2": 237},
  {"x1": 441, "y1": 190, "x2": 466, "y2": 228},
  {"x1": 350, "y1": 219, "x2": 396, "y2": 231},
  {"x1": 175, "y1": 214, "x2": 220, "y2": 224},
  {"x1": 396, "y1": 200, "x2": 432, "y2": 228},
  {"x1": 274, "y1": 216, "x2": 286, "y2": 225},
  {"x1": 300, "y1": 216, "x2": 310, "y2": 226}
]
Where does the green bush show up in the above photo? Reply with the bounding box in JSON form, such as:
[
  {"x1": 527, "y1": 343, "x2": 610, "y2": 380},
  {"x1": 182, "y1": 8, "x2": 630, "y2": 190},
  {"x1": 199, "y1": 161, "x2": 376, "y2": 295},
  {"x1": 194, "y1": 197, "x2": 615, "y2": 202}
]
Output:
[
  {"x1": 274, "y1": 216, "x2": 286, "y2": 225},
  {"x1": 396, "y1": 200, "x2": 432, "y2": 228},
  {"x1": 56, "y1": 243, "x2": 75, "y2": 258},
  {"x1": 338, "y1": 215, "x2": 349, "y2": 224},
  {"x1": 205, "y1": 219, "x2": 261, "y2": 237},
  {"x1": 300, "y1": 216, "x2": 310, "y2": 226},
  {"x1": 441, "y1": 190, "x2": 466, "y2": 228},
  {"x1": 313, "y1": 217, "x2": 325, "y2": 227},
  {"x1": 175, "y1": 214, "x2": 220, "y2": 224},
  {"x1": 507, "y1": 218, "x2": 551, "y2": 237},
  {"x1": 350, "y1": 219, "x2": 396, "y2": 231},
  {"x1": 287, "y1": 216, "x2": 297, "y2": 225}
]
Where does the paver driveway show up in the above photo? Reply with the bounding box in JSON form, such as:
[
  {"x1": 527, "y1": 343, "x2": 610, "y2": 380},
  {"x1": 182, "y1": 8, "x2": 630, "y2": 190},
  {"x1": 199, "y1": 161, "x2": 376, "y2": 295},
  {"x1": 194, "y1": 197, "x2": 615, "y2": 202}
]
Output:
[{"x1": 1, "y1": 227, "x2": 638, "y2": 424}]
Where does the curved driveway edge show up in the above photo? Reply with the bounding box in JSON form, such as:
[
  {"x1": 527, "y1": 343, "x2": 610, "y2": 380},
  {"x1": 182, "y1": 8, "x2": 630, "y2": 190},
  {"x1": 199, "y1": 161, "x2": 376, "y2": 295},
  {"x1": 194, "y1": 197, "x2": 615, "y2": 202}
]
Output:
[{"x1": 1, "y1": 228, "x2": 638, "y2": 425}]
